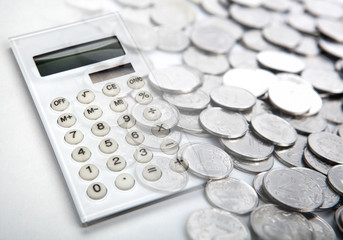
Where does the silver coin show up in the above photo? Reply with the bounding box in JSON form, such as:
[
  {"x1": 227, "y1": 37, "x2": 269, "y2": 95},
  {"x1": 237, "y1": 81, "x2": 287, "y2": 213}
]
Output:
[
  {"x1": 289, "y1": 115, "x2": 327, "y2": 135},
  {"x1": 210, "y1": 85, "x2": 256, "y2": 111},
  {"x1": 121, "y1": 8, "x2": 152, "y2": 25},
  {"x1": 303, "y1": 147, "x2": 334, "y2": 176},
  {"x1": 149, "y1": 65, "x2": 201, "y2": 94},
  {"x1": 263, "y1": 168, "x2": 324, "y2": 211},
  {"x1": 268, "y1": 80, "x2": 313, "y2": 115},
  {"x1": 186, "y1": 208, "x2": 251, "y2": 240},
  {"x1": 274, "y1": 135, "x2": 307, "y2": 167},
  {"x1": 335, "y1": 206, "x2": 343, "y2": 233},
  {"x1": 181, "y1": 143, "x2": 233, "y2": 179},
  {"x1": 183, "y1": 47, "x2": 229, "y2": 75},
  {"x1": 231, "y1": 0, "x2": 261, "y2": 7},
  {"x1": 293, "y1": 167, "x2": 340, "y2": 210},
  {"x1": 200, "y1": 107, "x2": 248, "y2": 139},
  {"x1": 116, "y1": 0, "x2": 152, "y2": 8},
  {"x1": 320, "y1": 98, "x2": 343, "y2": 124},
  {"x1": 305, "y1": 213, "x2": 337, "y2": 240},
  {"x1": 336, "y1": 59, "x2": 343, "y2": 74},
  {"x1": 251, "y1": 113, "x2": 297, "y2": 147},
  {"x1": 262, "y1": 0, "x2": 290, "y2": 12},
  {"x1": 257, "y1": 50, "x2": 305, "y2": 73},
  {"x1": 200, "y1": 74, "x2": 223, "y2": 96},
  {"x1": 229, "y1": 4, "x2": 271, "y2": 29},
  {"x1": 328, "y1": 165, "x2": 343, "y2": 195},
  {"x1": 308, "y1": 132, "x2": 343, "y2": 164},
  {"x1": 220, "y1": 130, "x2": 274, "y2": 161},
  {"x1": 157, "y1": 27, "x2": 189, "y2": 52},
  {"x1": 206, "y1": 177, "x2": 258, "y2": 214},
  {"x1": 301, "y1": 68, "x2": 343, "y2": 95},
  {"x1": 319, "y1": 38, "x2": 343, "y2": 59},
  {"x1": 243, "y1": 99, "x2": 273, "y2": 122},
  {"x1": 294, "y1": 36, "x2": 320, "y2": 57},
  {"x1": 262, "y1": 24, "x2": 302, "y2": 50},
  {"x1": 253, "y1": 172, "x2": 271, "y2": 202},
  {"x1": 242, "y1": 30, "x2": 279, "y2": 52},
  {"x1": 150, "y1": 0, "x2": 195, "y2": 29},
  {"x1": 223, "y1": 68, "x2": 278, "y2": 97},
  {"x1": 163, "y1": 89, "x2": 210, "y2": 111},
  {"x1": 287, "y1": 13, "x2": 318, "y2": 36},
  {"x1": 305, "y1": 0, "x2": 343, "y2": 19},
  {"x1": 232, "y1": 154, "x2": 274, "y2": 174},
  {"x1": 250, "y1": 204, "x2": 314, "y2": 240},
  {"x1": 317, "y1": 18, "x2": 343, "y2": 43},
  {"x1": 335, "y1": 124, "x2": 343, "y2": 137},
  {"x1": 177, "y1": 111, "x2": 209, "y2": 136},
  {"x1": 276, "y1": 72, "x2": 313, "y2": 89},
  {"x1": 201, "y1": 0, "x2": 229, "y2": 18},
  {"x1": 191, "y1": 17, "x2": 239, "y2": 54},
  {"x1": 227, "y1": 44, "x2": 258, "y2": 69}
]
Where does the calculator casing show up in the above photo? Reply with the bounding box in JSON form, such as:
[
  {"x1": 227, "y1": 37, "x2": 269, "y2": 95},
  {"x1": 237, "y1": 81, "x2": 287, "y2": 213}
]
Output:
[{"x1": 10, "y1": 13, "x2": 204, "y2": 224}]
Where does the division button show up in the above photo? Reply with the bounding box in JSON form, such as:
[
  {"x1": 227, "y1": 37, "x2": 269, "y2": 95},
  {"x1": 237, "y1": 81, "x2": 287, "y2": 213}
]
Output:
[
  {"x1": 64, "y1": 129, "x2": 84, "y2": 145},
  {"x1": 71, "y1": 146, "x2": 91, "y2": 162},
  {"x1": 142, "y1": 164, "x2": 162, "y2": 182},
  {"x1": 134, "y1": 147, "x2": 153, "y2": 163},
  {"x1": 84, "y1": 105, "x2": 103, "y2": 120},
  {"x1": 87, "y1": 182, "x2": 107, "y2": 200},
  {"x1": 91, "y1": 121, "x2": 110, "y2": 137},
  {"x1": 102, "y1": 82, "x2": 120, "y2": 97},
  {"x1": 127, "y1": 75, "x2": 145, "y2": 89},
  {"x1": 79, "y1": 164, "x2": 99, "y2": 181},
  {"x1": 110, "y1": 98, "x2": 128, "y2": 112},
  {"x1": 77, "y1": 89, "x2": 95, "y2": 104},
  {"x1": 50, "y1": 97, "x2": 69, "y2": 111},
  {"x1": 143, "y1": 107, "x2": 162, "y2": 121},
  {"x1": 99, "y1": 138, "x2": 118, "y2": 154},
  {"x1": 115, "y1": 173, "x2": 135, "y2": 191},
  {"x1": 57, "y1": 113, "x2": 76, "y2": 128},
  {"x1": 107, "y1": 155, "x2": 126, "y2": 172}
]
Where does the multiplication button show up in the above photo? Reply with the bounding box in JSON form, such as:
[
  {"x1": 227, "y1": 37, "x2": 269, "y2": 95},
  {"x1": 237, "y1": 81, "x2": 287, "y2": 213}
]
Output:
[
  {"x1": 79, "y1": 164, "x2": 99, "y2": 181},
  {"x1": 57, "y1": 113, "x2": 76, "y2": 128},
  {"x1": 110, "y1": 98, "x2": 128, "y2": 112},
  {"x1": 77, "y1": 89, "x2": 95, "y2": 104},
  {"x1": 72, "y1": 146, "x2": 91, "y2": 162},
  {"x1": 84, "y1": 105, "x2": 103, "y2": 120},
  {"x1": 102, "y1": 82, "x2": 120, "y2": 97},
  {"x1": 87, "y1": 182, "x2": 107, "y2": 200},
  {"x1": 142, "y1": 165, "x2": 162, "y2": 182},
  {"x1": 50, "y1": 97, "x2": 69, "y2": 111},
  {"x1": 115, "y1": 173, "x2": 135, "y2": 191},
  {"x1": 127, "y1": 75, "x2": 145, "y2": 89},
  {"x1": 64, "y1": 129, "x2": 84, "y2": 145},
  {"x1": 91, "y1": 121, "x2": 110, "y2": 137},
  {"x1": 107, "y1": 156, "x2": 126, "y2": 172}
]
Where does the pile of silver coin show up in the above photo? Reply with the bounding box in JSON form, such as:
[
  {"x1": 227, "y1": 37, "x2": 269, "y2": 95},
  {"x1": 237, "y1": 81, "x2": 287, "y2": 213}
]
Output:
[{"x1": 75, "y1": 0, "x2": 343, "y2": 238}]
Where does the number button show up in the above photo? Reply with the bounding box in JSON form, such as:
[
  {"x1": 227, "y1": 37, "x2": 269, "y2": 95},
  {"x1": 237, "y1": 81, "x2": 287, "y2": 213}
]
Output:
[
  {"x1": 79, "y1": 164, "x2": 99, "y2": 181},
  {"x1": 110, "y1": 98, "x2": 128, "y2": 112},
  {"x1": 135, "y1": 90, "x2": 153, "y2": 105},
  {"x1": 127, "y1": 76, "x2": 145, "y2": 89},
  {"x1": 57, "y1": 113, "x2": 76, "y2": 128},
  {"x1": 142, "y1": 165, "x2": 162, "y2": 182},
  {"x1": 103, "y1": 82, "x2": 120, "y2": 97},
  {"x1": 87, "y1": 182, "x2": 107, "y2": 200},
  {"x1": 134, "y1": 147, "x2": 153, "y2": 163},
  {"x1": 107, "y1": 155, "x2": 126, "y2": 172},
  {"x1": 143, "y1": 107, "x2": 162, "y2": 121},
  {"x1": 99, "y1": 138, "x2": 118, "y2": 154},
  {"x1": 161, "y1": 139, "x2": 179, "y2": 155},
  {"x1": 91, "y1": 121, "x2": 110, "y2": 137},
  {"x1": 151, "y1": 123, "x2": 171, "y2": 138},
  {"x1": 84, "y1": 105, "x2": 103, "y2": 120},
  {"x1": 50, "y1": 97, "x2": 69, "y2": 111},
  {"x1": 115, "y1": 173, "x2": 135, "y2": 191},
  {"x1": 125, "y1": 130, "x2": 145, "y2": 146},
  {"x1": 77, "y1": 89, "x2": 95, "y2": 104},
  {"x1": 64, "y1": 129, "x2": 84, "y2": 145},
  {"x1": 117, "y1": 114, "x2": 136, "y2": 129},
  {"x1": 72, "y1": 146, "x2": 91, "y2": 162}
]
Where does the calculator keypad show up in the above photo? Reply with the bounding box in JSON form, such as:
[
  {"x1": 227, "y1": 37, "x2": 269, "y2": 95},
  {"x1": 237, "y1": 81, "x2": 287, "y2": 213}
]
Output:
[
  {"x1": 107, "y1": 156, "x2": 127, "y2": 172},
  {"x1": 79, "y1": 164, "x2": 99, "y2": 181},
  {"x1": 99, "y1": 138, "x2": 118, "y2": 154},
  {"x1": 87, "y1": 182, "x2": 107, "y2": 200},
  {"x1": 115, "y1": 173, "x2": 135, "y2": 191},
  {"x1": 84, "y1": 105, "x2": 103, "y2": 120},
  {"x1": 57, "y1": 113, "x2": 76, "y2": 128},
  {"x1": 77, "y1": 89, "x2": 95, "y2": 104},
  {"x1": 51, "y1": 97, "x2": 69, "y2": 111},
  {"x1": 72, "y1": 146, "x2": 91, "y2": 162},
  {"x1": 64, "y1": 129, "x2": 84, "y2": 145},
  {"x1": 91, "y1": 121, "x2": 110, "y2": 136},
  {"x1": 102, "y1": 82, "x2": 120, "y2": 97}
]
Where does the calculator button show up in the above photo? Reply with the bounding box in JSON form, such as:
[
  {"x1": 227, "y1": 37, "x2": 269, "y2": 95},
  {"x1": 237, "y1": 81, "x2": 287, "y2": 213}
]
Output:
[
  {"x1": 135, "y1": 90, "x2": 153, "y2": 105},
  {"x1": 72, "y1": 146, "x2": 91, "y2": 162},
  {"x1": 117, "y1": 114, "x2": 136, "y2": 129},
  {"x1": 161, "y1": 139, "x2": 179, "y2": 155},
  {"x1": 142, "y1": 165, "x2": 162, "y2": 182},
  {"x1": 102, "y1": 82, "x2": 120, "y2": 97},
  {"x1": 107, "y1": 155, "x2": 126, "y2": 172},
  {"x1": 84, "y1": 105, "x2": 103, "y2": 120},
  {"x1": 99, "y1": 138, "x2": 118, "y2": 154},
  {"x1": 77, "y1": 89, "x2": 95, "y2": 104},
  {"x1": 50, "y1": 97, "x2": 69, "y2": 111},
  {"x1": 64, "y1": 129, "x2": 84, "y2": 145},
  {"x1": 127, "y1": 76, "x2": 145, "y2": 89},
  {"x1": 126, "y1": 130, "x2": 145, "y2": 146},
  {"x1": 57, "y1": 113, "x2": 76, "y2": 128},
  {"x1": 151, "y1": 123, "x2": 171, "y2": 138},
  {"x1": 79, "y1": 164, "x2": 99, "y2": 181},
  {"x1": 110, "y1": 98, "x2": 128, "y2": 112},
  {"x1": 143, "y1": 107, "x2": 162, "y2": 121},
  {"x1": 87, "y1": 182, "x2": 107, "y2": 200},
  {"x1": 91, "y1": 121, "x2": 110, "y2": 137},
  {"x1": 134, "y1": 147, "x2": 153, "y2": 163},
  {"x1": 115, "y1": 173, "x2": 135, "y2": 191},
  {"x1": 169, "y1": 158, "x2": 189, "y2": 173}
]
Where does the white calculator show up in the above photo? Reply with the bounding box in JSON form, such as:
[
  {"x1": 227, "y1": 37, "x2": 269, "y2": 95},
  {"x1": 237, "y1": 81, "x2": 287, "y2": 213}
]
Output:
[{"x1": 10, "y1": 13, "x2": 205, "y2": 224}]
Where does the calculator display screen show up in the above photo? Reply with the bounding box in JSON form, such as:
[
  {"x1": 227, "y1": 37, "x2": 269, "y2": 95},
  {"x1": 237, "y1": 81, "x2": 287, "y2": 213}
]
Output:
[{"x1": 33, "y1": 36, "x2": 125, "y2": 77}]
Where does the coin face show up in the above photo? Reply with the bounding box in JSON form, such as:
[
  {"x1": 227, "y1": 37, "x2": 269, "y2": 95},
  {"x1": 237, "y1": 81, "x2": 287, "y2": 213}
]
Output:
[
  {"x1": 250, "y1": 204, "x2": 314, "y2": 240},
  {"x1": 229, "y1": 4, "x2": 271, "y2": 29},
  {"x1": 328, "y1": 165, "x2": 343, "y2": 196},
  {"x1": 274, "y1": 135, "x2": 307, "y2": 167},
  {"x1": 163, "y1": 89, "x2": 210, "y2": 111},
  {"x1": 187, "y1": 208, "x2": 251, "y2": 240},
  {"x1": 157, "y1": 27, "x2": 190, "y2": 52},
  {"x1": 305, "y1": 214, "x2": 336, "y2": 240},
  {"x1": 262, "y1": 23, "x2": 302, "y2": 49},
  {"x1": 263, "y1": 168, "x2": 324, "y2": 212},
  {"x1": 303, "y1": 148, "x2": 333, "y2": 175},
  {"x1": 232, "y1": 154, "x2": 274, "y2": 174},
  {"x1": 289, "y1": 115, "x2": 327, "y2": 135}
]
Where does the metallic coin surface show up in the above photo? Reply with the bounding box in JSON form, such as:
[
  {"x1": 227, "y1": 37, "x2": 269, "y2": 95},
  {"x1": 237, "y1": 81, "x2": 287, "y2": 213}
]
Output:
[
  {"x1": 253, "y1": 172, "x2": 270, "y2": 203},
  {"x1": 320, "y1": 99, "x2": 343, "y2": 124},
  {"x1": 328, "y1": 165, "x2": 343, "y2": 195},
  {"x1": 287, "y1": 13, "x2": 317, "y2": 35},
  {"x1": 206, "y1": 177, "x2": 258, "y2": 214},
  {"x1": 200, "y1": 74, "x2": 223, "y2": 96},
  {"x1": 319, "y1": 38, "x2": 343, "y2": 59},
  {"x1": 305, "y1": 213, "x2": 336, "y2": 240},
  {"x1": 294, "y1": 36, "x2": 320, "y2": 57},
  {"x1": 177, "y1": 111, "x2": 209, "y2": 135},
  {"x1": 230, "y1": 4, "x2": 271, "y2": 29},
  {"x1": 187, "y1": 208, "x2": 251, "y2": 240},
  {"x1": 232, "y1": 155, "x2": 274, "y2": 174},
  {"x1": 305, "y1": 0, "x2": 343, "y2": 19},
  {"x1": 263, "y1": 168, "x2": 324, "y2": 211},
  {"x1": 317, "y1": 18, "x2": 343, "y2": 43},
  {"x1": 289, "y1": 115, "x2": 327, "y2": 135},
  {"x1": 335, "y1": 206, "x2": 343, "y2": 233},
  {"x1": 200, "y1": 107, "x2": 248, "y2": 139},
  {"x1": 302, "y1": 68, "x2": 343, "y2": 94},
  {"x1": 243, "y1": 99, "x2": 273, "y2": 122},
  {"x1": 303, "y1": 148, "x2": 334, "y2": 175},
  {"x1": 274, "y1": 135, "x2": 307, "y2": 167},
  {"x1": 157, "y1": 27, "x2": 189, "y2": 52},
  {"x1": 250, "y1": 204, "x2": 314, "y2": 240},
  {"x1": 201, "y1": 0, "x2": 228, "y2": 17},
  {"x1": 163, "y1": 89, "x2": 210, "y2": 111},
  {"x1": 228, "y1": 45, "x2": 258, "y2": 69},
  {"x1": 263, "y1": 24, "x2": 302, "y2": 49},
  {"x1": 242, "y1": 30, "x2": 279, "y2": 52}
]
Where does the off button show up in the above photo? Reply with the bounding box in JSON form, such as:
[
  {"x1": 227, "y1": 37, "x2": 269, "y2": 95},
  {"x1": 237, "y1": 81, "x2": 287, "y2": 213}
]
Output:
[{"x1": 50, "y1": 97, "x2": 69, "y2": 111}]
